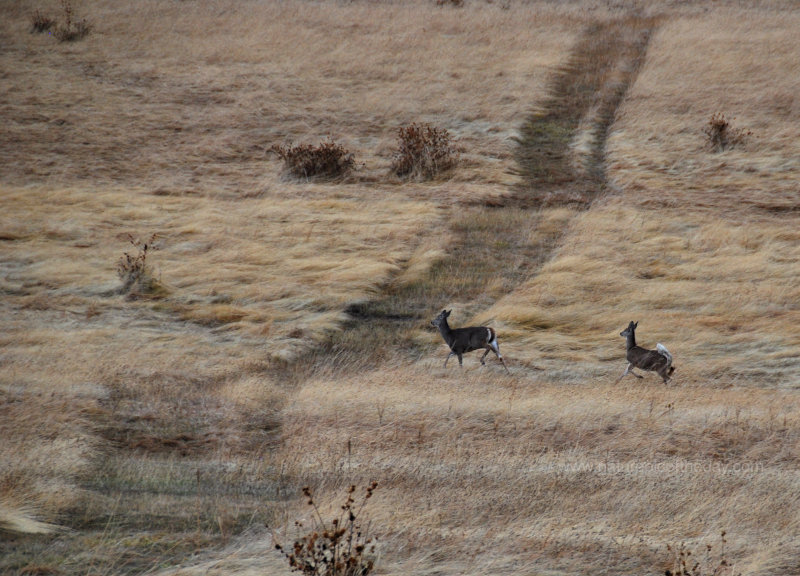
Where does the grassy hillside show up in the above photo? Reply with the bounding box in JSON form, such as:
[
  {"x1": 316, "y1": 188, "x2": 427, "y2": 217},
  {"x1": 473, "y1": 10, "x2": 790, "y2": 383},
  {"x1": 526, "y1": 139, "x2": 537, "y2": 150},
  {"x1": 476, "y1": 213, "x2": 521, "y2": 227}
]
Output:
[{"x1": 1, "y1": 1, "x2": 798, "y2": 575}]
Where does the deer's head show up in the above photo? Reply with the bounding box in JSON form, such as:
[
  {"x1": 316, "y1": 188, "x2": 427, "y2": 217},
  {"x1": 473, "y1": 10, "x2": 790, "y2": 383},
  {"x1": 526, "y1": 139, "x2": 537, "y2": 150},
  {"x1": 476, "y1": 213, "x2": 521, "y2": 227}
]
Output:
[
  {"x1": 620, "y1": 321, "x2": 638, "y2": 338},
  {"x1": 431, "y1": 309, "x2": 451, "y2": 328}
]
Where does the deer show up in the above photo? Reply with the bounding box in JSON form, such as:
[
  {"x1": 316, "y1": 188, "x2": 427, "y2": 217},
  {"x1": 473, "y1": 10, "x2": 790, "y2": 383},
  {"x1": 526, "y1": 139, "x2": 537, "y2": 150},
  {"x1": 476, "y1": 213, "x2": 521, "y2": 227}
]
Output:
[
  {"x1": 431, "y1": 309, "x2": 509, "y2": 373},
  {"x1": 616, "y1": 321, "x2": 675, "y2": 384}
]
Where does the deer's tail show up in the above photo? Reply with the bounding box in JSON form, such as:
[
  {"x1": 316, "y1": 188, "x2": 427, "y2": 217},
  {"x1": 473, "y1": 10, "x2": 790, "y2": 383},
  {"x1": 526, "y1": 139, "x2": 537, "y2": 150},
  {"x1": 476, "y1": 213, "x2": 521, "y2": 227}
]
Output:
[{"x1": 656, "y1": 343, "x2": 673, "y2": 367}]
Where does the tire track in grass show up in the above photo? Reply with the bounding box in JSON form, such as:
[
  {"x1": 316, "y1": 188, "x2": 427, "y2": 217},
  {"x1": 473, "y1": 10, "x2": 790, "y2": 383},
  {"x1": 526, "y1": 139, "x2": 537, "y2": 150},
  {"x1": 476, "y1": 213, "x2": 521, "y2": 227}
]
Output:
[
  {"x1": 514, "y1": 15, "x2": 657, "y2": 206},
  {"x1": 283, "y1": 14, "x2": 659, "y2": 378},
  {"x1": 109, "y1": 15, "x2": 660, "y2": 576}
]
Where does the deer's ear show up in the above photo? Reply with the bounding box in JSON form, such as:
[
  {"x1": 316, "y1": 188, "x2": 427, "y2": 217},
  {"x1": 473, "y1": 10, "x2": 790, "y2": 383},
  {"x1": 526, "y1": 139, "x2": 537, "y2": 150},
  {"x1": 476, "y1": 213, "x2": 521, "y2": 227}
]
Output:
[
  {"x1": 446, "y1": 309, "x2": 451, "y2": 316},
  {"x1": 634, "y1": 321, "x2": 638, "y2": 328}
]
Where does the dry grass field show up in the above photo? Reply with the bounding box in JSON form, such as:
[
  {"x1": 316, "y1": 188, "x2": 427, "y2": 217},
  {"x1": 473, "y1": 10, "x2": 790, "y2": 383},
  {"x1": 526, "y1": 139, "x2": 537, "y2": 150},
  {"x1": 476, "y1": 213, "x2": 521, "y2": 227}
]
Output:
[{"x1": 1, "y1": 0, "x2": 799, "y2": 575}]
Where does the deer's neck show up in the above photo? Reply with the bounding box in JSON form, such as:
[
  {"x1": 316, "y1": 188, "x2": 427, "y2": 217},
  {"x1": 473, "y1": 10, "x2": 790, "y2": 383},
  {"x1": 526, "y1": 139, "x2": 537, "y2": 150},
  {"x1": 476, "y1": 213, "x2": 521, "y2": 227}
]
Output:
[
  {"x1": 437, "y1": 321, "x2": 455, "y2": 345},
  {"x1": 626, "y1": 332, "x2": 637, "y2": 351}
]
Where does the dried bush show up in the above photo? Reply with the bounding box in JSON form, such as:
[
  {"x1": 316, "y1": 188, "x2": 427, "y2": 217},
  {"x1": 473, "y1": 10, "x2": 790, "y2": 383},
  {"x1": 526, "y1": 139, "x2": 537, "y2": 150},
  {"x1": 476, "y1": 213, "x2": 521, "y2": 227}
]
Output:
[
  {"x1": 274, "y1": 483, "x2": 379, "y2": 576},
  {"x1": 30, "y1": 9, "x2": 56, "y2": 33},
  {"x1": 391, "y1": 122, "x2": 459, "y2": 180},
  {"x1": 703, "y1": 113, "x2": 751, "y2": 152},
  {"x1": 271, "y1": 139, "x2": 355, "y2": 180},
  {"x1": 53, "y1": 0, "x2": 92, "y2": 42},
  {"x1": 117, "y1": 234, "x2": 161, "y2": 295}
]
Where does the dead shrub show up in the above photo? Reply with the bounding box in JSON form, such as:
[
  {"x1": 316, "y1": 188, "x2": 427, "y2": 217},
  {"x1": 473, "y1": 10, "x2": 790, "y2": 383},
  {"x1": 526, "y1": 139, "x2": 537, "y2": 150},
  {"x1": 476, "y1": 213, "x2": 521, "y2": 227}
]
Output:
[
  {"x1": 274, "y1": 483, "x2": 379, "y2": 576},
  {"x1": 52, "y1": 0, "x2": 92, "y2": 42},
  {"x1": 703, "y1": 113, "x2": 751, "y2": 152},
  {"x1": 391, "y1": 122, "x2": 459, "y2": 180},
  {"x1": 117, "y1": 234, "x2": 163, "y2": 296},
  {"x1": 271, "y1": 139, "x2": 355, "y2": 181},
  {"x1": 30, "y1": 9, "x2": 56, "y2": 33}
]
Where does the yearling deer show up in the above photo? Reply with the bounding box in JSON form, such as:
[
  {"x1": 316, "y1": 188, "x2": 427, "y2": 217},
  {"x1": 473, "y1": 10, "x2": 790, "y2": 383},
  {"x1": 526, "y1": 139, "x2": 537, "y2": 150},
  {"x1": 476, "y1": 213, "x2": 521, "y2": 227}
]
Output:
[
  {"x1": 431, "y1": 309, "x2": 509, "y2": 373},
  {"x1": 616, "y1": 321, "x2": 675, "y2": 384}
]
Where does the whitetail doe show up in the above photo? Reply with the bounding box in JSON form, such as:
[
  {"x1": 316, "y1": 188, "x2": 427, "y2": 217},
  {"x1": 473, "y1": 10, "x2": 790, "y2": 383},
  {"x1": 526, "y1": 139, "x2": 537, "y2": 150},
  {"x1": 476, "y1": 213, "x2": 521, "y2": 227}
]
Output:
[
  {"x1": 616, "y1": 321, "x2": 675, "y2": 384},
  {"x1": 431, "y1": 309, "x2": 509, "y2": 373}
]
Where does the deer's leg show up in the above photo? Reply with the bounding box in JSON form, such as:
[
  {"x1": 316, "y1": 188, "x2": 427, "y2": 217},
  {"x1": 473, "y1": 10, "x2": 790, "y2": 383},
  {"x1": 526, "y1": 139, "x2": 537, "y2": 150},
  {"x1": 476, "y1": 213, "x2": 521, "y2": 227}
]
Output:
[
  {"x1": 489, "y1": 341, "x2": 509, "y2": 373},
  {"x1": 616, "y1": 363, "x2": 642, "y2": 382},
  {"x1": 457, "y1": 353, "x2": 464, "y2": 367},
  {"x1": 497, "y1": 355, "x2": 510, "y2": 373},
  {"x1": 480, "y1": 347, "x2": 491, "y2": 365},
  {"x1": 444, "y1": 351, "x2": 455, "y2": 368}
]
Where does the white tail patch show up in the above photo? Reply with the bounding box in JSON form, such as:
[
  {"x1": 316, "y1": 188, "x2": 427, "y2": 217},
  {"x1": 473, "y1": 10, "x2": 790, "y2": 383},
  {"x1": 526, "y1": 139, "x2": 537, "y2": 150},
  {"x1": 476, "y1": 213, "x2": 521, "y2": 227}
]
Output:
[
  {"x1": 656, "y1": 343, "x2": 672, "y2": 366},
  {"x1": 487, "y1": 328, "x2": 502, "y2": 356}
]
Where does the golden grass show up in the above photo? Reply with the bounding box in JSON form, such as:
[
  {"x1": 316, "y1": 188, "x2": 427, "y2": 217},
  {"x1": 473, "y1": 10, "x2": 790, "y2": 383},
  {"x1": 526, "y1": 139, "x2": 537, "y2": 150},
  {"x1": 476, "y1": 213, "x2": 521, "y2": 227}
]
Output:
[
  {"x1": 0, "y1": 0, "x2": 573, "y2": 193},
  {"x1": 1, "y1": 0, "x2": 572, "y2": 566},
  {"x1": 0, "y1": 503, "x2": 61, "y2": 536},
  {"x1": 1, "y1": 0, "x2": 799, "y2": 574},
  {"x1": 486, "y1": 7, "x2": 800, "y2": 387},
  {"x1": 0, "y1": 186, "x2": 436, "y2": 349},
  {"x1": 249, "y1": 367, "x2": 800, "y2": 575},
  {"x1": 606, "y1": 9, "x2": 800, "y2": 213},
  {"x1": 486, "y1": 204, "x2": 800, "y2": 382}
]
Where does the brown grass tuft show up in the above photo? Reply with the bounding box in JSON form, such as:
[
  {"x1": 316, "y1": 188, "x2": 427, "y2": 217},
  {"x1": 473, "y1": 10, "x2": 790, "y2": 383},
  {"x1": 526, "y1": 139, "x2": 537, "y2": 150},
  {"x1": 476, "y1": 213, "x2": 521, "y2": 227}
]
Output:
[
  {"x1": 391, "y1": 122, "x2": 459, "y2": 180},
  {"x1": 703, "y1": 113, "x2": 752, "y2": 152},
  {"x1": 116, "y1": 233, "x2": 162, "y2": 296},
  {"x1": 30, "y1": 9, "x2": 55, "y2": 33},
  {"x1": 52, "y1": 0, "x2": 91, "y2": 42}
]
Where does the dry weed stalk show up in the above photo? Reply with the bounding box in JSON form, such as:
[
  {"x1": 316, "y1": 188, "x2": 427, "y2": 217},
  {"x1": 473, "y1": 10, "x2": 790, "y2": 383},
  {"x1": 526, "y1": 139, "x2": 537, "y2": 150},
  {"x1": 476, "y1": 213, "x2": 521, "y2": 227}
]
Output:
[
  {"x1": 30, "y1": 9, "x2": 56, "y2": 33},
  {"x1": 275, "y1": 483, "x2": 379, "y2": 576},
  {"x1": 666, "y1": 532, "x2": 741, "y2": 576},
  {"x1": 703, "y1": 113, "x2": 751, "y2": 152},
  {"x1": 57, "y1": 0, "x2": 91, "y2": 41},
  {"x1": 117, "y1": 233, "x2": 160, "y2": 295}
]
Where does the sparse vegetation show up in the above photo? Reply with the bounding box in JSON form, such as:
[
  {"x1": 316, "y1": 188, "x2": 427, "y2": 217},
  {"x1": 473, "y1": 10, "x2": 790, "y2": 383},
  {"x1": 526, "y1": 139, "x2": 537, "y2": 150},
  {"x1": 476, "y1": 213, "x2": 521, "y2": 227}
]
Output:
[
  {"x1": 272, "y1": 139, "x2": 355, "y2": 180},
  {"x1": 703, "y1": 113, "x2": 752, "y2": 152},
  {"x1": 30, "y1": 9, "x2": 55, "y2": 33},
  {"x1": 665, "y1": 533, "x2": 741, "y2": 576},
  {"x1": 55, "y1": 0, "x2": 91, "y2": 42},
  {"x1": 390, "y1": 122, "x2": 459, "y2": 180},
  {"x1": 275, "y1": 484, "x2": 379, "y2": 576},
  {"x1": 117, "y1": 233, "x2": 160, "y2": 295},
  {"x1": 30, "y1": 0, "x2": 92, "y2": 41}
]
